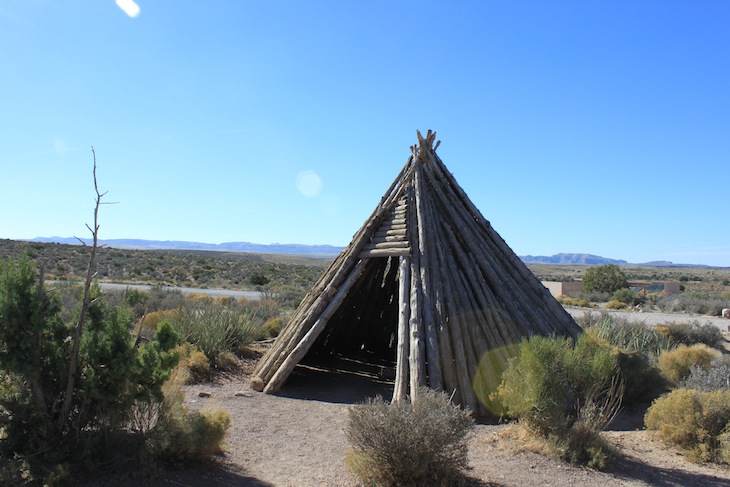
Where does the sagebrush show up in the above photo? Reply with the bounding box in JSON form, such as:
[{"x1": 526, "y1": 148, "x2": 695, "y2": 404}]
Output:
[
  {"x1": 345, "y1": 387, "x2": 474, "y2": 487},
  {"x1": 645, "y1": 388, "x2": 730, "y2": 463}
]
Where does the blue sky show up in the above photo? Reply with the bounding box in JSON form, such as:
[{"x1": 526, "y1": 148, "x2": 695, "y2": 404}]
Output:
[{"x1": 1, "y1": 1, "x2": 728, "y2": 266}]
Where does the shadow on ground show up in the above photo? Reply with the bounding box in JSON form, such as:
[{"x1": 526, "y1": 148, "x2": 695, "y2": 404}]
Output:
[
  {"x1": 277, "y1": 354, "x2": 394, "y2": 404},
  {"x1": 606, "y1": 453, "x2": 730, "y2": 487},
  {"x1": 83, "y1": 459, "x2": 274, "y2": 487}
]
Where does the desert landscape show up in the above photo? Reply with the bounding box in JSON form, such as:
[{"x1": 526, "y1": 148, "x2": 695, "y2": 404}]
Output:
[
  {"x1": 2, "y1": 240, "x2": 729, "y2": 486},
  {"x1": 125, "y1": 312, "x2": 730, "y2": 487}
]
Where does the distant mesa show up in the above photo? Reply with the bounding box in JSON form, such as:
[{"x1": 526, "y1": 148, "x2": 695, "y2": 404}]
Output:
[{"x1": 27, "y1": 238, "x2": 716, "y2": 268}]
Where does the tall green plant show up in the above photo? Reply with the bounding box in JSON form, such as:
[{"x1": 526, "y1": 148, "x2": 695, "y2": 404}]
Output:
[
  {"x1": 170, "y1": 300, "x2": 261, "y2": 365},
  {"x1": 0, "y1": 255, "x2": 181, "y2": 464},
  {"x1": 495, "y1": 334, "x2": 623, "y2": 468},
  {"x1": 578, "y1": 311, "x2": 672, "y2": 358}
]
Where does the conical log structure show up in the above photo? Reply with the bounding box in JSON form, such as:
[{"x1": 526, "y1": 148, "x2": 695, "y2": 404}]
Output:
[{"x1": 251, "y1": 130, "x2": 582, "y2": 414}]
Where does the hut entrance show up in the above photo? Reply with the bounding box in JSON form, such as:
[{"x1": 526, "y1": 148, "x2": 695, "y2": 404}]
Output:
[{"x1": 297, "y1": 256, "x2": 399, "y2": 390}]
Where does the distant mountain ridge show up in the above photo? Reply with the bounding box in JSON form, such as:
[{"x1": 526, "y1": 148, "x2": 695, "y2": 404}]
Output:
[
  {"x1": 27, "y1": 237, "x2": 718, "y2": 268},
  {"x1": 520, "y1": 253, "x2": 628, "y2": 266},
  {"x1": 520, "y1": 253, "x2": 716, "y2": 268},
  {"x1": 29, "y1": 237, "x2": 345, "y2": 257}
]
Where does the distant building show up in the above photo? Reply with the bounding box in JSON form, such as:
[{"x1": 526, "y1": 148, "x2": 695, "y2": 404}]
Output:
[
  {"x1": 542, "y1": 281, "x2": 583, "y2": 297},
  {"x1": 542, "y1": 280, "x2": 680, "y2": 298}
]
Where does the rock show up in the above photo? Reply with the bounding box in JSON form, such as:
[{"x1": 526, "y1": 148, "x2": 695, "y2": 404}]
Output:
[{"x1": 199, "y1": 391, "x2": 212, "y2": 398}]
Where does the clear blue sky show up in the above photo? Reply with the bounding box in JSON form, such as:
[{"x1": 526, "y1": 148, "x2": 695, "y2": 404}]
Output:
[{"x1": 1, "y1": 1, "x2": 728, "y2": 266}]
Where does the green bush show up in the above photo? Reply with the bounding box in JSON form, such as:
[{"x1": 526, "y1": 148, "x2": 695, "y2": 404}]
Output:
[
  {"x1": 583, "y1": 265, "x2": 628, "y2": 294},
  {"x1": 612, "y1": 288, "x2": 640, "y2": 306},
  {"x1": 658, "y1": 344, "x2": 722, "y2": 384},
  {"x1": 605, "y1": 300, "x2": 626, "y2": 309},
  {"x1": 614, "y1": 350, "x2": 668, "y2": 408},
  {"x1": 658, "y1": 321, "x2": 724, "y2": 350},
  {"x1": 344, "y1": 387, "x2": 474, "y2": 487},
  {"x1": 645, "y1": 388, "x2": 730, "y2": 463},
  {"x1": 0, "y1": 255, "x2": 181, "y2": 479},
  {"x1": 495, "y1": 334, "x2": 622, "y2": 468}
]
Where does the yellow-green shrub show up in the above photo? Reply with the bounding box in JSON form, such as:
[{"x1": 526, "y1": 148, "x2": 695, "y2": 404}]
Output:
[
  {"x1": 645, "y1": 389, "x2": 730, "y2": 463},
  {"x1": 261, "y1": 317, "x2": 284, "y2": 338},
  {"x1": 658, "y1": 344, "x2": 722, "y2": 384},
  {"x1": 174, "y1": 342, "x2": 211, "y2": 383},
  {"x1": 605, "y1": 300, "x2": 626, "y2": 309},
  {"x1": 141, "y1": 309, "x2": 178, "y2": 336},
  {"x1": 146, "y1": 367, "x2": 230, "y2": 464}
]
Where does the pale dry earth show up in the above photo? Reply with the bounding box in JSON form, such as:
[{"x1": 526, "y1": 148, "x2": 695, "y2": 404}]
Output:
[
  {"x1": 566, "y1": 307, "x2": 730, "y2": 332},
  {"x1": 86, "y1": 310, "x2": 730, "y2": 487}
]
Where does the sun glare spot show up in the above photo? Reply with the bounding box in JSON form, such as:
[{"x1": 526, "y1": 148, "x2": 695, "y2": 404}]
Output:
[
  {"x1": 116, "y1": 0, "x2": 141, "y2": 18},
  {"x1": 296, "y1": 170, "x2": 323, "y2": 198}
]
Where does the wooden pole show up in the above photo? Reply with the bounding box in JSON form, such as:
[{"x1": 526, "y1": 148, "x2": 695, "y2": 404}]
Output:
[
  {"x1": 414, "y1": 164, "x2": 443, "y2": 390},
  {"x1": 407, "y1": 186, "x2": 426, "y2": 398},
  {"x1": 392, "y1": 255, "x2": 410, "y2": 402}
]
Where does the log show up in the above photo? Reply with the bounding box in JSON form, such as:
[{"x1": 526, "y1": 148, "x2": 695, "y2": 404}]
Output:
[
  {"x1": 361, "y1": 241, "x2": 410, "y2": 250},
  {"x1": 392, "y1": 256, "x2": 410, "y2": 402},
  {"x1": 358, "y1": 248, "x2": 411, "y2": 258},
  {"x1": 414, "y1": 164, "x2": 443, "y2": 390},
  {"x1": 408, "y1": 188, "x2": 426, "y2": 398}
]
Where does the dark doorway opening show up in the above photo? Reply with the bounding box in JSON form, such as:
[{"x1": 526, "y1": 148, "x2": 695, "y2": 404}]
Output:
[{"x1": 284, "y1": 257, "x2": 399, "y2": 402}]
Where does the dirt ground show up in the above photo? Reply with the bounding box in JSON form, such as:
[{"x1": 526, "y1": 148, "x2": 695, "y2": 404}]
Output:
[{"x1": 86, "y1": 310, "x2": 730, "y2": 487}]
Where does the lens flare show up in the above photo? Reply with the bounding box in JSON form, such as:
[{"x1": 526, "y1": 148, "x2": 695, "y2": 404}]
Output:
[
  {"x1": 116, "y1": 0, "x2": 141, "y2": 18},
  {"x1": 296, "y1": 170, "x2": 323, "y2": 198}
]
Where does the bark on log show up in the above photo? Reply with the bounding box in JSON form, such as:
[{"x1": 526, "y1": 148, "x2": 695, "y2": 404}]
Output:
[{"x1": 393, "y1": 256, "x2": 411, "y2": 402}]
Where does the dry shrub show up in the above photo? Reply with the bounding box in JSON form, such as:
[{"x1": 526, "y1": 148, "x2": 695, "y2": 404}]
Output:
[
  {"x1": 175, "y1": 342, "x2": 211, "y2": 383},
  {"x1": 605, "y1": 300, "x2": 626, "y2": 309},
  {"x1": 261, "y1": 317, "x2": 284, "y2": 338},
  {"x1": 145, "y1": 367, "x2": 230, "y2": 465},
  {"x1": 214, "y1": 350, "x2": 240, "y2": 371},
  {"x1": 214, "y1": 295, "x2": 236, "y2": 306},
  {"x1": 681, "y1": 355, "x2": 730, "y2": 392},
  {"x1": 658, "y1": 344, "x2": 722, "y2": 384},
  {"x1": 140, "y1": 309, "x2": 177, "y2": 336},
  {"x1": 658, "y1": 321, "x2": 724, "y2": 350},
  {"x1": 345, "y1": 387, "x2": 474, "y2": 487},
  {"x1": 188, "y1": 293, "x2": 213, "y2": 303},
  {"x1": 645, "y1": 388, "x2": 730, "y2": 463}
]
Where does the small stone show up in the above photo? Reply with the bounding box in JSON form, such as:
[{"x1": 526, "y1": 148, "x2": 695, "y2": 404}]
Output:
[
  {"x1": 234, "y1": 391, "x2": 253, "y2": 397},
  {"x1": 199, "y1": 391, "x2": 212, "y2": 398}
]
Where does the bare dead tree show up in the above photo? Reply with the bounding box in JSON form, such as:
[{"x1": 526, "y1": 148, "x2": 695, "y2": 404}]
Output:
[{"x1": 56, "y1": 147, "x2": 108, "y2": 431}]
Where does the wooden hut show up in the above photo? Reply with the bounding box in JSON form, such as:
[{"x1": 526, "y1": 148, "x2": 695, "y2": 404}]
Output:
[{"x1": 251, "y1": 131, "x2": 581, "y2": 414}]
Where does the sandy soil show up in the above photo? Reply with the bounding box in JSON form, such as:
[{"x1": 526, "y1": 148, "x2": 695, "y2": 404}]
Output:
[{"x1": 86, "y1": 310, "x2": 730, "y2": 486}]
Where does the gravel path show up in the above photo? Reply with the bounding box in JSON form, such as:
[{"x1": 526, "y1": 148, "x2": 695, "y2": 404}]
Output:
[{"x1": 566, "y1": 308, "x2": 730, "y2": 332}]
